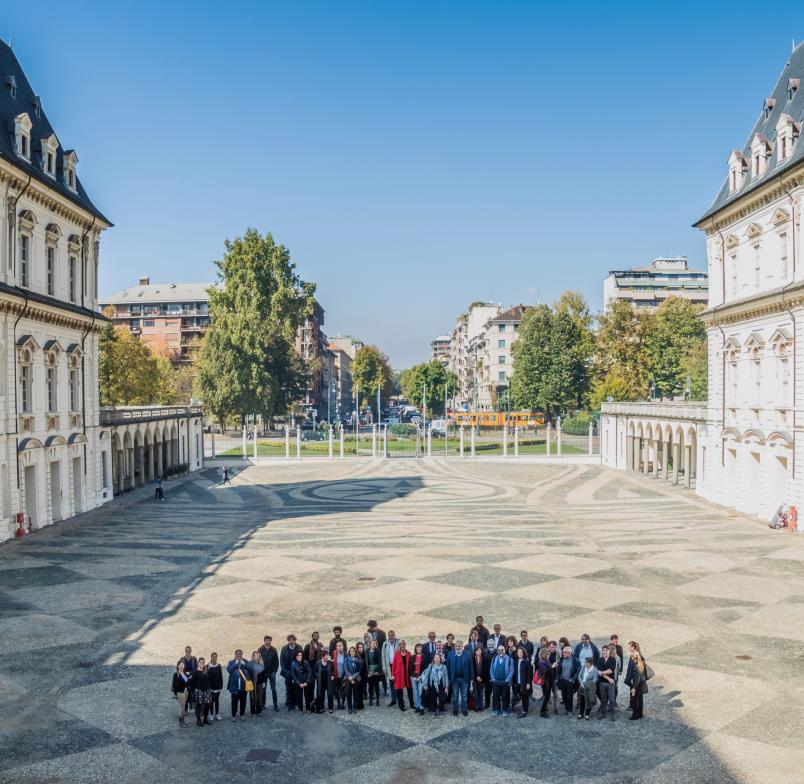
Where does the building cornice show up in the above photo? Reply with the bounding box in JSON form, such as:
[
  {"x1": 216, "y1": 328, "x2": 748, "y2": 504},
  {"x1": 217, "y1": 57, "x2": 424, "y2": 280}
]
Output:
[
  {"x1": 0, "y1": 162, "x2": 110, "y2": 233},
  {"x1": 701, "y1": 281, "x2": 804, "y2": 326},
  {"x1": 0, "y1": 290, "x2": 107, "y2": 332},
  {"x1": 695, "y1": 161, "x2": 804, "y2": 235}
]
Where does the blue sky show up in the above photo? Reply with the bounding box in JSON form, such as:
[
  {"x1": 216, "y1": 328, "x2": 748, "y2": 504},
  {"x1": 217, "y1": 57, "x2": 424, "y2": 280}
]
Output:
[{"x1": 2, "y1": 2, "x2": 802, "y2": 366}]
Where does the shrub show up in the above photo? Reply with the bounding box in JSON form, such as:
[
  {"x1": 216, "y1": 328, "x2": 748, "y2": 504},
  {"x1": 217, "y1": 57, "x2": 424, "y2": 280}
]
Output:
[
  {"x1": 561, "y1": 411, "x2": 595, "y2": 435},
  {"x1": 389, "y1": 423, "x2": 417, "y2": 437}
]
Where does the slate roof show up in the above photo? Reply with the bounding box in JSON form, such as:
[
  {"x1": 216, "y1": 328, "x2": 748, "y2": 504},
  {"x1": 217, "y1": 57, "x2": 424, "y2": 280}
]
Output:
[
  {"x1": 488, "y1": 305, "x2": 528, "y2": 322},
  {"x1": 696, "y1": 43, "x2": 804, "y2": 225},
  {"x1": 101, "y1": 282, "x2": 220, "y2": 305},
  {"x1": 0, "y1": 39, "x2": 110, "y2": 224}
]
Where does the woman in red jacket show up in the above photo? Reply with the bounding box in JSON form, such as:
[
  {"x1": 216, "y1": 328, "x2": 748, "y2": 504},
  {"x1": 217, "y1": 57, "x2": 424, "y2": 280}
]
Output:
[{"x1": 391, "y1": 639, "x2": 414, "y2": 711}]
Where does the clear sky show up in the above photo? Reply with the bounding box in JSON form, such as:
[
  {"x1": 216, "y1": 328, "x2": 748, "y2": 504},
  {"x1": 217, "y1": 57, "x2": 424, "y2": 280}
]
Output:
[{"x1": 2, "y1": 2, "x2": 802, "y2": 367}]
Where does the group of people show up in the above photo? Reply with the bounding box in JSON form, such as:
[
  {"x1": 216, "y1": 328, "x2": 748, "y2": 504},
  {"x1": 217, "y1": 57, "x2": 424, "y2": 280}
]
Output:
[{"x1": 170, "y1": 616, "x2": 652, "y2": 728}]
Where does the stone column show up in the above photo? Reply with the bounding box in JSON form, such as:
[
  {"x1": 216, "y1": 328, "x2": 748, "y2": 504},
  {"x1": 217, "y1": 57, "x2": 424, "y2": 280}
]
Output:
[
  {"x1": 156, "y1": 441, "x2": 163, "y2": 479},
  {"x1": 138, "y1": 445, "x2": 145, "y2": 487},
  {"x1": 128, "y1": 447, "x2": 136, "y2": 489},
  {"x1": 588, "y1": 421, "x2": 594, "y2": 456},
  {"x1": 459, "y1": 427, "x2": 464, "y2": 457},
  {"x1": 557, "y1": 418, "x2": 562, "y2": 457},
  {"x1": 503, "y1": 425, "x2": 508, "y2": 457},
  {"x1": 684, "y1": 445, "x2": 692, "y2": 487},
  {"x1": 285, "y1": 426, "x2": 290, "y2": 459},
  {"x1": 546, "y1": 423, "x2": 552, "y2": 456},
  {"x1": 470, "y1": 427, "x2": 476, "y2": 457},
  {"x1": 627, "y1": 436, "x2": 634, "y2": 470},
  {"x1": 671, "y1": 442, "x2": 680, "y2": 485},
  {"x1": 663, "y1": 440, "x2": 670, "y2": 481},
  {"x1": 652, "y1": 439, "x2": 660, "y2": 478},
  {"x1": 296, "y1": 427, "x2": 301, "y2": 459},
  {"x1": 514, "y1": 426, "x2": 519, "y2": 457}
]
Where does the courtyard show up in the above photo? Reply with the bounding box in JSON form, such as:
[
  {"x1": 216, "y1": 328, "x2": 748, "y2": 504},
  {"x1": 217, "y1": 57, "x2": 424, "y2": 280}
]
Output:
[{"x1": 2, "y1": 457, "x2": 804, "y2": 783}]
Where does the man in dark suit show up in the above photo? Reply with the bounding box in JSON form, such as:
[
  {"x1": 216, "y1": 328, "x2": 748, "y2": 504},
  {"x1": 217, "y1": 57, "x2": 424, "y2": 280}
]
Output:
[
  {"x1": 422, "y1": 631, "x2": 438, "y2": 665},
  {"x1": 489, "y1": 624, "x2": 505, "y2": 652},
  {"x1": 279, "y1": 634, "x2": 303, "y2": 710},
  {"x1": 469, "y1": 616, "x2": 490, "y2": 648}
]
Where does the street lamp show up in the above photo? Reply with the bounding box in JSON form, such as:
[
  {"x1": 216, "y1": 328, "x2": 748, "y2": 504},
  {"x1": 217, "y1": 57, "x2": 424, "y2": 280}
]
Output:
[{"x1": 328, "y1": 378, "x2": 337, "y2": 424}]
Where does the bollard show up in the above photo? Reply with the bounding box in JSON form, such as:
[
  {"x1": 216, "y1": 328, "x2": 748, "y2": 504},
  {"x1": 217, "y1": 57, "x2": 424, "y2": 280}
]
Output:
[
  {"x1": 339, "y1": 425, "x2": 344, "y2": 459},
  {"x1": 546, "y1": 423, "x2": 551, "y2": 456},
  {"x1": 253, "y1": 427, "x2": 257, "y2": 459},
  {"x1": 588, "y1": 420, "x2": 594, "y2": 456},
  {"x1": 471, "y1": 426, "x2": 476, "y2": 457},
  {"x1": 459, "y1": 427, "x2": 465, "y2": 457},
  {"x1": 427, "y1": 428, "x2": 432, "y2": 457},
  {"x1": 285, "y1": 426, "x2": 290, "y2": 459},
  {"x1": 296, "y1": 427, "x2": 301, "y2": 460},
  {"x1": 503, "y1": 425, "x2": 508, "y2": 457},
  {"x1": 557, "y1": 417, "x2": 562, "y2": 457},
  {"x1": 514, "y1": 426, "x2": 519, "y2": 458},
  {"x1": 329, "y1": 427, "x2": 334, "y2": 458},
  {"x1": 372, "y1": 425, "x2": 377, "y2": 459},
  {"x1": 211, "y1": 431, "x2": 216, "y2": 459},
  {"x1": 383, "y1": 425, "x2": 388, "y2": 458},
  {"x1": 242, "y1": 427, "x2": 247, "y2": 459}
]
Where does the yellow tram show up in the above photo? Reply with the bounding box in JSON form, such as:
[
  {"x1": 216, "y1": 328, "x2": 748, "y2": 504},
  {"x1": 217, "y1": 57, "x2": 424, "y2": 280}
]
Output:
[{"x1": 449, "y1": 411, "x2": 545, "y2": 429}]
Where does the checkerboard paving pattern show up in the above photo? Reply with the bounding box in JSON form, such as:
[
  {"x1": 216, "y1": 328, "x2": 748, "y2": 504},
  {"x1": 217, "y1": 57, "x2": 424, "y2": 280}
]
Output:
[{"x1": 1, "y1": 457, "x2": 803, "y2": 783}]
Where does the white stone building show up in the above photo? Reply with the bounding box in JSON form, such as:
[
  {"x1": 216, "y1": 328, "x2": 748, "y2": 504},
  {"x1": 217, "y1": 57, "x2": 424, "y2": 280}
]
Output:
[
  {"x1": 448, "y1": 302, "x2": 501, "y2": 408},
  {"x1": 0, "y1": 40, "x2": 202, "y2": 542},
  {"x1": 603, "y1": 256, "x2": 708, "y2": 312},
  {"x1": 476, "y1": 305, "x2": 528, "y2": 410},
  {"x1": 601, "y1": 43, "x2": 804, "y2": 520}
]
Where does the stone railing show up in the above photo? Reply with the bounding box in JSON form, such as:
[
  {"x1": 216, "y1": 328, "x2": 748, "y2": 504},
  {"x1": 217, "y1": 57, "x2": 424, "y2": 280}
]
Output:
[
  {"x1": 601, "y1": 400, "x2": 707, "y2": 422},
  {"x1": 99, "y1": 405, "x2": 203, "y2": 426}
]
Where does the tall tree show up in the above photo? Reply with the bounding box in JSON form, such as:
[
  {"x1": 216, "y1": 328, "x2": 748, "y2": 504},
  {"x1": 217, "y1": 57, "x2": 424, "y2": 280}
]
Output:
[
  {"x1": 196, "y1": 229, "x2": 315, "y2": 425},
  {"x1": 680, "y1": 338, "x2": 708, "y2": 400},
  {"x1": 645, "y1": 297, "x2": 706, "y2": 398},
  {"x1": 351, "y1": 345, "x2": 393, "y2": 409},
  {"x1": 510, "y1": 293, "x2": 594, "y2": 419},
  {"x1": 400, "y1": 361, "x2": 458, "y2": 415},
  {"x1": 591, "y1": 299, "x2": 652, "y2": 408}
]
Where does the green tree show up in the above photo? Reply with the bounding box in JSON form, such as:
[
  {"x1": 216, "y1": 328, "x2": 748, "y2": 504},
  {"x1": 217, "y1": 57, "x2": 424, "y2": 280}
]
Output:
[
  {"x1": 680, "y1": 338, "x2": 708, "y2": 400},
  {"x1": 351, "y1": 345, "x2": 393, "y2": 410},
  {"x1": 591, "y1": 299, "x2": 652, "y2": 408},
  {"x1": 510, "y1": 293, "x2": 594, "y2": 419},
  {"x1": 196, "y1": 229, "x2": 315, "y2": 425},
  {"x1": 400, "y1": 361, "x2": 458, "y2": 415},
  {"x1": 645, "y1": 297, "x2": 706, "y2": 398}
]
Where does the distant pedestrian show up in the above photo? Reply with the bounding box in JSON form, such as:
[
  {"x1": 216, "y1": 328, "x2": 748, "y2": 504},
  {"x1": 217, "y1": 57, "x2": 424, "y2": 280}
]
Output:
[
  {"x1": 171, "y1": 660, "x2": 190, "y2": 728},
  {"x1": 625, "y1": 641, "x2": 650, "y2": 720},
  {"x1": 222, "y1": 467, "x2": 230, "y2": 485},
  {"x1": 155, "y1": 478, "x2": 164, "y2": 501}
]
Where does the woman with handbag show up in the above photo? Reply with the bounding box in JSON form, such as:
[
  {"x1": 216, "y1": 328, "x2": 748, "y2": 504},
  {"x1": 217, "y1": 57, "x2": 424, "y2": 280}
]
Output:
[
  {"x1": 226, "y1": 649, "x2": 253, "y2": 722},
  {"x1": 344, "y1": 646, "x2": 362, "y2": 715},
  {"x1": 249, "y1": 651, "x2": 265, "y2": 716},
  {"x1": 190, "y1": 657, "x2": 213, "y2": 726},
  {"x1": 290, "y1": 650, "x2": 312, "y2": 714},
  {"x1": 513, "y1": 646, "x2": 534, "y2": 718},
  {"x1": 366, "y1": 639, "x2": 382, "y2": 706},
  {"x1": 625, "y1": 641, "x2": 650, "y2": 720},
  {"x1": 171, "y1": 660, "x2": 191, "y2": 729},
  {"x1": 535, "y1": 648, "x2": 554, "y2": 718},
  {"x1": 391, "y1": 639, "x2": 414, "y2": 711}
]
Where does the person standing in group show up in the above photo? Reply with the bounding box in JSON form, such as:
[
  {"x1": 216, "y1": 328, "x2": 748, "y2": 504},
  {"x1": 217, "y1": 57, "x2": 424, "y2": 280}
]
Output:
[
  {"x1": 573, "y1": 634, "x2": 600, "y2": 665},
  {"x1": 467, "y1": 629, "x2": 481, "y2": 654},
  {"x1": 625, "y1": 640, "x2": 649, "y2": 720},
  {"x1": 443, "y1": 633, "x2": 456, "y2": 660},
  {"x1": 610, "y1": 633, "x2": 624, "y2": 700},
  {"x1": 304, "y1": 632, "x2": 324, "y2": 710},
  {"x1": 422, "y1": 631, "x2": 438, "y2": 666},
  {"x1": 506, "y1": 637, "x2": 520, "y2": 708},
  {"x1": 382, "y1": 630, "x2": 400, "y2": 706},
  {"x1": 316, "y1": 650, "x2": 335, "y2": 714},
  {"x1": 557, "y1": 645, "x2": 580, "y2": 715},
  {"x1": 391, "y1": 639, "x2": 414, "y2": 711},
  {"x1": 421, "y1": 653, "x2": 449, "y2": 716},
  {"x1": 446, "y1": 639, "x2": 473, "y2": 717},
  {"x1": 290, "y1": 650, "x2": 312, "y2": 714},
  {"x1": 344, "y1": 646, "x2": 362, "y2": 715},
  {"x1": 171, "y1": 660, "x2": 191, "y2": 728},
  {"x1": 535, "y1": 648, "x2": 554, "y2": 718},
  {"x1": 207, "y1": 652, "x2": 223, "y2": 721},
  {"x1": 328, "y1": 625, "x2": 346, "y2": 655},
  {"x1": 512, "y1": 646, "x2": 533, "y2": 718},
  {"x1": 472, "y1": 643, "x2": 488, "y2": 712},
  {"x1": 490, "y1": 644, "x2": 513, "y2": 717},
  {"x1": 490, "y1": 624, "x2": 505, "y2": 651},
  {"x1": 181, "y1": 646, "x2": 198, "y2": 710},
  {"x1": 190, "y1": 657, "x2": 213, "y2": 726},
  {"x1": 249, "y1": 651, "x2": 264, "y2": 716},
  {"x1": 518, "y1": 630, "x2": 534, "y2": 659},
  {"x1": 366, "y1": 639, "x2": 383, "y2": 706},
  {"x1": 577, "y1": 657, "x2": 599, "y2": 720},
  {"x1": 280, "y1": 635, "x2": 302, "y2": 711},
  {"x1": 332, "y1": 639, "x2": 347, "y2": 711},
  {"x1": 547, "y1": 640, "x2": 560, "y2": 714},
  {"x1": 366, "y1": 620, "x2": 388, "y2": 698},
  {"x1": 597, "y1": 644, "x2": 618, "y2": 720},
  {"x1": 409, "y1": 643, "x2": 426, "y2": 715},
  {"x1": 354, "y1": 641, "x2": 367, "y2": 710},
  {"x1": 470, "y1": 616, "x2": 490, "y2": 648},
  {"x1": 226, "y1": 649, "x2": 253, "y2": 722},
  {"x1": 484, "y1": 638, "x2": 497, "y2": 708},
  {"x1": 258, "y1": 636, "x2": 280, "y2": 712}
]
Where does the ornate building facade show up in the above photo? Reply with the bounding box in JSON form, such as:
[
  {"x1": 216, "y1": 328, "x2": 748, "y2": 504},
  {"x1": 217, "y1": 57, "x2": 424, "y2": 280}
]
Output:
[
  {"x1": 0, "y1": 41, "x2": 202, "y2": 541},
  {"x1": 601, "y1": 43, "x2": 804, "y2": 520}
]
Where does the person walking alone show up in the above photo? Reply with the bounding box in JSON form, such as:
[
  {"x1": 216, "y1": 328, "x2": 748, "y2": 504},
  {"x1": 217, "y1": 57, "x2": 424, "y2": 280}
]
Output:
[{"x1": 171, "y1": 660, "x2": 191, "y2": 728}]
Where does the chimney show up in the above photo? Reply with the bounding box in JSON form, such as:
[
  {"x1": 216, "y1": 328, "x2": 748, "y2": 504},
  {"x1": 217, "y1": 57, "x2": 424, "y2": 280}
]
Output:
[{"x1": 139, "y1": 275, "x2": 150, "y2": 286}]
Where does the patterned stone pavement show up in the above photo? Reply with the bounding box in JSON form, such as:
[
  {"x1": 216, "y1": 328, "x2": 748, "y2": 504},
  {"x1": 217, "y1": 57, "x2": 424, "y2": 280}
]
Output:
[{"x1": 2, "y1": 458, "x2": 804, "y2": 783}]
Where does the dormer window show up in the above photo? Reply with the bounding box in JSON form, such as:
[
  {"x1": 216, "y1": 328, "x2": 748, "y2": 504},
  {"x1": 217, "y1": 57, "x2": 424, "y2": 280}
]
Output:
[
  {"x1": 728, "y1": 150, "x2": 748, "y2": 192},
  {"x1": 14, "y1": 113, "x2": 32, "y2": 161},
  {"x1": 776, "y1": 113, "x2": 800, "y2": 162},
  {"x1": 750, "y1": 134, "x2": 772, "y2": 178},
  {"x1": 5, "y1": 74, "x2": 16, "y2": 98},
  {"x1": 32, "y1": 96, "x2": 41, "y2": 118},
  {"x1": 788, "y1": 78, "x2": 799, "y2": 101},
  {"x1": 763, "y1": 97, "x2": 776, "y2": 119},
  {"x1": 41, "y1": 134, "x2": 58, "y2": 178},
  {"x1": 63, "y1": 150, "x2": 78, "y2": 191}
]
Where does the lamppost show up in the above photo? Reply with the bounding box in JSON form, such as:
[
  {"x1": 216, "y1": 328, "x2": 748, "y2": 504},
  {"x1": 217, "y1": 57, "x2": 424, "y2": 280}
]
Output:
[{"x1": 328, "y1": 378, "x2": 337, "y2": 424}]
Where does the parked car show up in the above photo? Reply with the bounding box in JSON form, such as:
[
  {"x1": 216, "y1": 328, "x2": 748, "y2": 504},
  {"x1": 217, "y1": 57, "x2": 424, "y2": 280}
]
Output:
[{"x1": 430, "y1": 419, "x2": 447, "y2": 436}]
